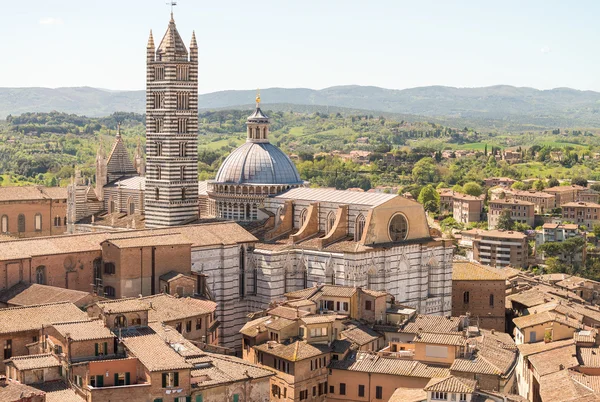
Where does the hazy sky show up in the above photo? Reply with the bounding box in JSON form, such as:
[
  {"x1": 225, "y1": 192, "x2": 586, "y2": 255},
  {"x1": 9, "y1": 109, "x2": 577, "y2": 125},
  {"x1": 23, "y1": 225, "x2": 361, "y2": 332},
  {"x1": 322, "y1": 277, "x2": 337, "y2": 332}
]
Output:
[{"x1": 1, "y1": 0, "x2": 598, "y2": 93}]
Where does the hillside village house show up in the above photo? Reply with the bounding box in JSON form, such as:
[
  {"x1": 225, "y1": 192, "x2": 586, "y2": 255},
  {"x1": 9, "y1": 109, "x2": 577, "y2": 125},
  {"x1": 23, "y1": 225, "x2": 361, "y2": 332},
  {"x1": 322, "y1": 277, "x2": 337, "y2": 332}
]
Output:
[{"x1": 544, "y1": 185, "x2": 587, "y2": 206}]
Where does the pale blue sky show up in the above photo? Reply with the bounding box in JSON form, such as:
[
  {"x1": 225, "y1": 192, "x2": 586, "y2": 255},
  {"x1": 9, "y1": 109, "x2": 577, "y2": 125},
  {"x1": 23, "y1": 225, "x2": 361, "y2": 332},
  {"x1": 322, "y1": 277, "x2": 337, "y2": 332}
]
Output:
[{"x1": 0, "y1": 0, "x2": 598, "y2": 93}]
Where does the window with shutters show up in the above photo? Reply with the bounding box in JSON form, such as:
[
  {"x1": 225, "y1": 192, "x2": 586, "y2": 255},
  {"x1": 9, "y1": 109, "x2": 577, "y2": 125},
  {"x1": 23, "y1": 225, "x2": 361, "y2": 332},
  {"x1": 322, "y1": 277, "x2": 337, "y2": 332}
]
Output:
[
  {"x1": 358, "y1": 384, "x2": 365, "y2": 397},
  {"x1": 162, "y1": 372, "x2": 179, "y2": 388},
  {"x1": 340, "y1": 383, "x2": 346, "y2": 395},
  {"x1": 186, "y1": 321, "x2": 192, "y2": 332},
  {"x1": 376, "y1": 386, "x2": 383, "y2": 399},
  {"x1": 196, "y1": 318, "x2": 202, "y2": 330}
]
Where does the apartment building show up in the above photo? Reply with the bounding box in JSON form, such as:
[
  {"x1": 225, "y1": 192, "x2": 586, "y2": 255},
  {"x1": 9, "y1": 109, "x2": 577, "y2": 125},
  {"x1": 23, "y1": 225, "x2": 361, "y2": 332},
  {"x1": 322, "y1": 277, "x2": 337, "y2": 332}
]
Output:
[
  {"x1": 437, "y1": 190, "x2": 483, "y2": 224},
  {"x1": 471, "y1": 229, "x2": 528, "y2": 268},
  {"x1": 544, "y1": 185, "x2": 587, "y2": 206},
  {"x1": 490, "y1": 188, "x2": 556, "y2": 214},
  {"x1": 484, "y1": 177, "x2": 516, "y2": 188},
  {"x1": 488, "y1": 199, "x2": 535, "y2": 229},
  {"x1": 562, "y1": 201, "x2": 600, "y2": 229}
]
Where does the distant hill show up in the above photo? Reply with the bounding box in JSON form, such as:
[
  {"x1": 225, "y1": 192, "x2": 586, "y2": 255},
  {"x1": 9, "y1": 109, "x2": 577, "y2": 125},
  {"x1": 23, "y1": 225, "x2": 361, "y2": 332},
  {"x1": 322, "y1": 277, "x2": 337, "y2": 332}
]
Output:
[{"x1": 2, "y1": 85, "x2": 600, "y2": 129}]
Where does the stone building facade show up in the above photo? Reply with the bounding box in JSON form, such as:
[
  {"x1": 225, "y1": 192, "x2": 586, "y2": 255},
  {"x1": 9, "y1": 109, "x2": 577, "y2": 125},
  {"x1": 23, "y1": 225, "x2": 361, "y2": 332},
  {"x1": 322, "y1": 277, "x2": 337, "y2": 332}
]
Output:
[{"x1": 0, "y1": 186, "x2": 67, "y2": 238}]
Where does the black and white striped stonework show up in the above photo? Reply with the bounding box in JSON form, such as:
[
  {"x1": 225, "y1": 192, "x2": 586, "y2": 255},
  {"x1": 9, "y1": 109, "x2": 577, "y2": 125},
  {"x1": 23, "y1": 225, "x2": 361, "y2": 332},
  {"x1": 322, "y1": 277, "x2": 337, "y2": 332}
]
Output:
[{"x1": 144, "y1": 19, "x2": 199, "y2": 227}]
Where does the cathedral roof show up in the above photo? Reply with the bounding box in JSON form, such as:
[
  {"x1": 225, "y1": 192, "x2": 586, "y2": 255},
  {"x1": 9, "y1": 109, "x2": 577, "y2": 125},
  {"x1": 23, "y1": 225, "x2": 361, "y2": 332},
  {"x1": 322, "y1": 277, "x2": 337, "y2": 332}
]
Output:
[
  {"x1": 214, "y1": 142, "x2": 302, "y2": 185},
  {"x1": 157, "y1": 15, "x2": 188, "y2": 60},
  {"x1": 106, "y1": 128, "x2": 137, "y2": 180}
]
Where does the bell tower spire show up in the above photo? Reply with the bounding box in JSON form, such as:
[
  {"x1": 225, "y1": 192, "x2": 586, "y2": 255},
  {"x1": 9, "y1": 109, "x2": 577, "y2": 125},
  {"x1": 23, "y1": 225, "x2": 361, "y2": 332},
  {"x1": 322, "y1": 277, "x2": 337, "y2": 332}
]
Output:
[{"x1": 145, "y1": 10, "x2": 199, "y2": 227}]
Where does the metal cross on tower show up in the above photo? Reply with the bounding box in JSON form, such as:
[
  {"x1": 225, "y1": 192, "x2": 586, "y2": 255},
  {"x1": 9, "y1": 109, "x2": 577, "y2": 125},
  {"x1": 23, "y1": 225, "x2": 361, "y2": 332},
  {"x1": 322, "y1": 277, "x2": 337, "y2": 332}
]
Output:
[{"x1": 166, "y1": 1, "x2": 177, "y2": 15}]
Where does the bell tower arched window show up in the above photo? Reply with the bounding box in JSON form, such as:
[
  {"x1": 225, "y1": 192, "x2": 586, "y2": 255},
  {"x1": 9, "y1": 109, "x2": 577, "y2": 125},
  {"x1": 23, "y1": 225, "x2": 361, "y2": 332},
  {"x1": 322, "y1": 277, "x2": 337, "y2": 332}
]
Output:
[
  {"x1": 17, "y1": 214, "x2": 25, "y2": 233},
  {"x1": 355, "y1": 214, "x2": 365, "y2": 241}
]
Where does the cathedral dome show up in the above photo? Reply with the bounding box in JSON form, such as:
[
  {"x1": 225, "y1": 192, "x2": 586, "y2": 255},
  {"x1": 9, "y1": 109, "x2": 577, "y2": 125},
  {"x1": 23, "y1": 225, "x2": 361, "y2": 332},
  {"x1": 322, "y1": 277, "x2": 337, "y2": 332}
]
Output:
[{"x1": 214, "y1": 142, "x2": 303, "y2": 185}]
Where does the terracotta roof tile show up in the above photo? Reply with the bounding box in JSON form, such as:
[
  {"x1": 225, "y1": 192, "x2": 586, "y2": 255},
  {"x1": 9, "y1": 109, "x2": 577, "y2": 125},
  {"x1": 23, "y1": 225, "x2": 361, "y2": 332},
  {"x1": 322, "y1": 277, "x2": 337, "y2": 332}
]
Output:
[
  {"x1": 513, "y1": 311, "x2": 583, "y2": 330},
  {"x1": 53, "y1": 320, "x2": 114, "y2": 341},
  {"x1": 0, "y1": 283, "x2": 92, "y2": 307},
  {"x1": 517, "y1": 339, "x2": 575, "y2": 357},
  {"x1": 528, "y1": 344, "x2": 579, "y2": 376},
  {"x1": 401, "y1": 315, "x2": 462, "y2": 334},
  {"x1": 414, "y1": 333, "x2": 465, "y2": 346},
  {"x1": 330, "y1": 351, "x2": 450, "y2": 378},
  {"x1": 8, "y1": 353, "x2": 60, "y2": 371},
  {"x1": 264, "y1": 317, "x2": 296, "y2": 331},
  {"x1": 453, "y1": 261, "x2": 506, "y2": 281},
  {"x1": 0, "y1": 379, "x2": 46, "y2": 401},
  {"x1": 268, "y1": 306, "x2": 311, "y2": 320},
  {"x1": 254, "y1": 340, "x2": 330, "y2": 361},
  {"x1": 122, "y1": 332, "x2": 193, "y2": 372},
  {"x1": 340, "y1": 324, "x2": 382, "y2": 346},
  {"x1": 300, "y1": 315, "x2": 346, "y2": 325},
  {"x1": 425, "y1": 376, "x2": 477, "y2": 393},
  {"x1": 0, "y1": 302, "x2": 88, "y2": 334}
]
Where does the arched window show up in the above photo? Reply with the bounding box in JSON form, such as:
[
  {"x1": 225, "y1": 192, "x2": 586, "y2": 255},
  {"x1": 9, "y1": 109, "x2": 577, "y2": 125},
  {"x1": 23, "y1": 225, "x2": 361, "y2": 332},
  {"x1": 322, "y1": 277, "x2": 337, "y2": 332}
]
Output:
[
  {"x1": 156, "y1": 166, "x2": 162, "y2": 180},
  {"x1": 239, "y1": 247, "x2": 246, "y2": 298},
  {"x1": 156, "y1": 141, "x2": 163, "y2": 156},
  {"x1": 128, "y1": 200, "x2": 135, "y2": 215},
  {"x1": 326, "y1": 211, "x2": 336, "y2": 233},
  {"x1": 17, "y1": 214, "x2": 25, "y2": 233},
  {"x1": 54, "y1": 216, "x2": 60, "y2": 227},
  {"x1": 63, "y1": 216, "x2": 67, "y2": 226},
  {"x1": 182, "y1": 188, "x2": 186, "y2": 200},
  {"x1": 463, "y1": 291, "x2": 470, "y2": 304},
  {"x1": 109, "y1": 197, "x2": 115, "y2": 213},
  {"x1": 114, "y1": 314, "x2": 126, "y2": 327},
  {"x1": 180, "y1": 166, "x2": 185, "y2": 180},
  {"x1": 489, "y1": 294, "x2": 494, "y2": 307},
  {"x1": 1, "y1": 215, "x2": 7, "y2": 233},
  {"x1": 355, "y1": 214, "x2": 366, "y2": 241},
  {"x1": 104, "y1": 286, "x2": 116, "y2": 299},
  {"x1": 155, "y1": 188, "x2": 160, "y2": 200},
  {"x1": 36, "y1": 266, "x2": 45, "y2": 285},
  {"x1": 34, "y1": 214, "x2": 42, "y2": 231},
  {"x1": 300, "y1": 208, "x2": 308, "y2": 227}
]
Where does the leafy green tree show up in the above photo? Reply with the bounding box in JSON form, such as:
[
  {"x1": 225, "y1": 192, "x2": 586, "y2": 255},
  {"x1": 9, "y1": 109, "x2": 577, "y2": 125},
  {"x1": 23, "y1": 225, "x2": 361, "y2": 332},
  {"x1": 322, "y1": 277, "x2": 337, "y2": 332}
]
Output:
[
  {"x1": 436, "y1": 182, "x2": 448, "y2": 189},
  {"x1": 513, "y1": 222, "x2": 532, "y2": 232},
  {"x1": 571, "y1": 177, "x2": 588, "y2": 187},
  {"x1": 547, "y1": 178, "x2": 560, "y2": 188},
  {"x1": 411, "y1": 157, "x2": 439, "y2": 184},
  {"x1": 452, "y1": 184, "x2": 464, "y2": 193},
  {"x1": 462, "y1": 182, "x2": 483, "y2": 197},
  {"x1": 496, "y1": 210, "x2": 514, "y2": 231},
  {"x1": 511, "y1": 181, "x2": 525, "y2": 190},
  {"x1": 533, "y1": 180, "x2": 545, "y2": 191},
  {"x1": 418, "y1": 185, "x2": 439, "y2": 213}
]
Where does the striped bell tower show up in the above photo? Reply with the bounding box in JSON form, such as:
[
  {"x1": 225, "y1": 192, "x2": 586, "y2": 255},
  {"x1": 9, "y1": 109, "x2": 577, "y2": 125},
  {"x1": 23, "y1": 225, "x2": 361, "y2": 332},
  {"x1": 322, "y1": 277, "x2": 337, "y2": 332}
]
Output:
[{"x1": 145, "y1": 13, "x2": 199, "y2": 227}]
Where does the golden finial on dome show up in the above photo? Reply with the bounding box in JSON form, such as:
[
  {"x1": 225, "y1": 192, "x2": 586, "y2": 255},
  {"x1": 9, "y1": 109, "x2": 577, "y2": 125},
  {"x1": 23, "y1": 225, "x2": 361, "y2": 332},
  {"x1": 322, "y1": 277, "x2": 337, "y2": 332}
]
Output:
[{"x1": 256, "y1": 88, "x2": 261, "y2": 106}]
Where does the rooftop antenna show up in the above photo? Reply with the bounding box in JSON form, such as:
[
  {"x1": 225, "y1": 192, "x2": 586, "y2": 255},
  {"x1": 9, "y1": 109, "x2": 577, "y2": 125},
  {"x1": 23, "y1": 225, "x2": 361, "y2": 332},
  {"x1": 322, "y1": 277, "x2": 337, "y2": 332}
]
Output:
[{"x1": 166, "y1": 1, "x2": 177, "y2": 18}]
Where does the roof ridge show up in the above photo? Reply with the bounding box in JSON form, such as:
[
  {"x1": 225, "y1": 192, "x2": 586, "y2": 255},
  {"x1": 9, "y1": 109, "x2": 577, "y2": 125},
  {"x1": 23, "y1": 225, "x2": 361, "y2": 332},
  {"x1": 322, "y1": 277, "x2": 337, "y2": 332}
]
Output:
[
  {"x1": 10, "y1": 353, "x2": 55, "y2": 360},
  {"x1": 0, "y1": 301, "x2": 74, "y2": 311},
  {"x1": 52, "y1": 319, "x2": 95, "y2": 326}
]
